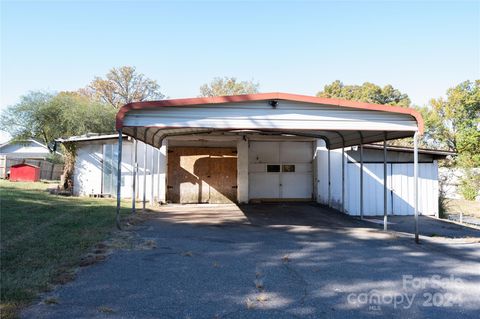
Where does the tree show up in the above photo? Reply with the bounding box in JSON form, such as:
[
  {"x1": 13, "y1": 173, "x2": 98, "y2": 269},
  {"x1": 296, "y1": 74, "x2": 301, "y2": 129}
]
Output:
[
  {"x1": 0, "y1": 91, "x2": 117, "y2": 188},
  {"x1": 0, "y1": 91, "x2": 56, "y2": 150},
  {"x1": 424, "y1": 80, "x2": 480, "y2": 167},
  {"x1": 199, "y1": 77, "x2": 259, "y2": 97},
  {"x1": 317, "y1": 80, "x2": 411, "y2": 107},
  {"x1": 82, "y1": 66, "x2": 165, "y2": 109},
  {"x1": 0, "y1": 91, "x2": 116, "y2": 147},
  {"x1": 316, "y1": 80, "x2": 415, "y2": 147}
]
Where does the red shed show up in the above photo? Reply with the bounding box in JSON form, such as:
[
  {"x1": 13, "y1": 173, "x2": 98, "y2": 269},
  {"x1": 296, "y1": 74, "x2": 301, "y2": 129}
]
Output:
[{"x1": 9, "y1": 163, "x2": 41, "y2": 182}]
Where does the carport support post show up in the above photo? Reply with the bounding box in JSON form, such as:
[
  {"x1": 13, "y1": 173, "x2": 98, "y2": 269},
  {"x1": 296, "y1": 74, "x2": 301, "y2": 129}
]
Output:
[
  {"x1": 383, "y1": 132, "x2": 388, "y2": 231},
  {"x1": 359, "y1": 134, "x2": 364, "y2": 219},
  {"x1": 142, "y1": 142, "x2": 147, "y2": 212},
  {"x1": 115, "y1": 129, "x2": 123, "y2": 230},
  {"x1": 414, "y1": 132, "x2": 419, "y2": 243},
  {"x1": 156, "y1": 146, "x2": 160, "y2": 203},
  {"x1": 157, "y1": 138, "x2": 164, "y2": 204},
  {"x1": 342, "y1": 144, "x2": 345, "y2": 213},
  {"x1": 132, "y1": 138, "x2": 137, "y2": 214},
  {"x1": 157, "y1": 137, "x2": 165, "y2": 204}
]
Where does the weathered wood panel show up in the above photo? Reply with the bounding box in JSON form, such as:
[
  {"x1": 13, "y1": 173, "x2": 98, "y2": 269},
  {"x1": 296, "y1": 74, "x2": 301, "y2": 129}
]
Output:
[{"x1": 167, "y1": 147, "x2": 237, "y2": 204}]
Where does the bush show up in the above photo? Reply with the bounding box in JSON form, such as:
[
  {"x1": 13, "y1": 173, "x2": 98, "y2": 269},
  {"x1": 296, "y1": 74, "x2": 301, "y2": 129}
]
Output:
[{"x1": 459, "y1": 170, "x2": 480, "y2": 201}]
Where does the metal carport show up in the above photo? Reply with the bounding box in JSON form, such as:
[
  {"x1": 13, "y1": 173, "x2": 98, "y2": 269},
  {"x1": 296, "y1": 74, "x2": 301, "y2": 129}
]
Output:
[{"x1": 114, "y1": 92, "x2": 424, "y2": 242}]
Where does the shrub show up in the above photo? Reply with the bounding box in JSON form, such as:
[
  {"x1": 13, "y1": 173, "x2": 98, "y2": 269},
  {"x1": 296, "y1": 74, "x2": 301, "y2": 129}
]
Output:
[{"x1": 459, "y1": 169, "x2": 480, "y2": 201}]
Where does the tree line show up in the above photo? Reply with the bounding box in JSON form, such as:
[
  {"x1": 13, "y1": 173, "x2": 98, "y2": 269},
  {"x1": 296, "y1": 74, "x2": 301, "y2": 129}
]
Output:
[{"x1": 1, "y1": 66, "x2": 478, "y2": 197}]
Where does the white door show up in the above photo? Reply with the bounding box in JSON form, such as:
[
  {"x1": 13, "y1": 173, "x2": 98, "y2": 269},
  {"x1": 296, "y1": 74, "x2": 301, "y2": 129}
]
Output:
[{"x1": 249, "y1": 141, "x2": 313, "y2": 200}]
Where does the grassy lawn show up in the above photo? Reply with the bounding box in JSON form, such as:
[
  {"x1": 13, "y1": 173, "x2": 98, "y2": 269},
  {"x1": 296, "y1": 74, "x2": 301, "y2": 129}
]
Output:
[{"x1": 0, "y1": 180, "x2": 130, "y2": 318}]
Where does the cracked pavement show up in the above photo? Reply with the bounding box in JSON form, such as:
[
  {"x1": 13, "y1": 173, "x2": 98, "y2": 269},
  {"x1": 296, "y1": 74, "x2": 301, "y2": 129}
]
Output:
[{"x1": 23, "y1": 203, "x2": 480, "y2": 318}]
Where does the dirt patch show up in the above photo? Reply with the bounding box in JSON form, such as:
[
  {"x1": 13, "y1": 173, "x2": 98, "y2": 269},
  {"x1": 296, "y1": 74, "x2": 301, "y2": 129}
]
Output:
[{"x1": 445, "y1": 199, "x2": 480, "y2": 218}]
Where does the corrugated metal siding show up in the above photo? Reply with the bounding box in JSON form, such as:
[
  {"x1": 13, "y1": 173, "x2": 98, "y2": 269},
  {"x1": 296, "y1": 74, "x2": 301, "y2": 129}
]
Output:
[
  {"x1": 345, "y1": 162, "x2": 438, "y2": 216},
  {"x1": 73, "y1": 140, "x2": 166, "y2": 201},
  {"x1": 74, "y1": 144, "x2": 103, "y2": 196},
  {"x1": 123, "y1": 101, "x2": 418, "y2": 132}
]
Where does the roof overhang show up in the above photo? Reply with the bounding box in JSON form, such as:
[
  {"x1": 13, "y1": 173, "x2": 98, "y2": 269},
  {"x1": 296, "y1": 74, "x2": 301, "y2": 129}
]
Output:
[
  {"x1": 115, "y1": 92, "x2": 424, "y2": 149},
  {"x1": 361, "y1": 144, "x2": 454, "y2": 159},
  {"x1": 56, "y1": 134, "x2": 127, "y2": 143}
]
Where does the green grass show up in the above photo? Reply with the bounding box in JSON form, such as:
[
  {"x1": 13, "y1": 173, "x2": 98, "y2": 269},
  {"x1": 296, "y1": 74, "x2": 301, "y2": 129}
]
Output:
[{"x1": 0, "y1": 180, "x2": 130, "y2": 318}]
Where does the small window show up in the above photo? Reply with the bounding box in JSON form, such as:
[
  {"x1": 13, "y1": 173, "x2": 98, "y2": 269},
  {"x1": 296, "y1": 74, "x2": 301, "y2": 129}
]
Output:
[
  {"x1": 267, "y1": 164, "x2": 280, "y2": 172},
  {"x1": 282, "y1": 164, "x2": 295, "y2": 172}
]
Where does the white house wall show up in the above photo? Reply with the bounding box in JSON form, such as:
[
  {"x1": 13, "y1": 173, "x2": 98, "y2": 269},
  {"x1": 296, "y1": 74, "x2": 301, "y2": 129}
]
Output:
[{"x1": 0, "y1": 140, "x2": 52, "y2": 159}]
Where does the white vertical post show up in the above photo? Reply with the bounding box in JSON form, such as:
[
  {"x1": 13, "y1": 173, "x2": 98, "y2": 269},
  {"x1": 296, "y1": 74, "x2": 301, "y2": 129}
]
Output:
[
  {"x1": 328, "y1": 148, "x2": 331, "y2": 207},
  {"x1": 157, "y1": 139, "x2": 163, "y2": 203},
  {"x1": 142, "y1": 142, "x2": 147, "y2": 212},
  {"x1": 157, "y1": 139, "x2": 167, "y2": 204},
  {"x1": 115, "y1": 129, "x2": 123, "y2": 230},
  {"x1": 157, "y1": 145, "x2": 161, "y2": 203},
  {"x1": 132, "y1": 139, "x2": 137, "y2": 214},
  {"x1": 342, "y1": 145, "x2": 345, "y2": 213},
  {"x1": 414, "y1": 132, "x2": 419, "y2": 243},
  {"x1": 360, "y1": 135, "x2": 364, "y2": 219},
  {"x1": 383, "y1": 132, "x2": 388, "y2": 231}
]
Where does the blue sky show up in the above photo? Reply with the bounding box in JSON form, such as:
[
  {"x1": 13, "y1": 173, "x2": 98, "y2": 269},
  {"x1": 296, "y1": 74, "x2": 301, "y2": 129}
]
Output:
[{"x1": 1, "y1": 0, "x2": 479, "y2": 141}]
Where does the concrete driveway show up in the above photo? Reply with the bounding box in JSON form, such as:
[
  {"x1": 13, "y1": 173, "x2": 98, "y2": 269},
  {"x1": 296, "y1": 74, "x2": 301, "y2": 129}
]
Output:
[{"x1": 23, "y1": 203, "x2": 480, "y2": 318}]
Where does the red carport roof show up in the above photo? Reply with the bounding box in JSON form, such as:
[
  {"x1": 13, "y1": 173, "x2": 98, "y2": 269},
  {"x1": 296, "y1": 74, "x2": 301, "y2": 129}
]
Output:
[{"x1": 115, "y1": 92, "x2": 424, "y2": 133}]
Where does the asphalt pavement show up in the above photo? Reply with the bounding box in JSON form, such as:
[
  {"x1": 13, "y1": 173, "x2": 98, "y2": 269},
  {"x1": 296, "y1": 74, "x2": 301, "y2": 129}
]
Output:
[{"x1": 23, "y1": 203, "x2": 480, "y2": 319}]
